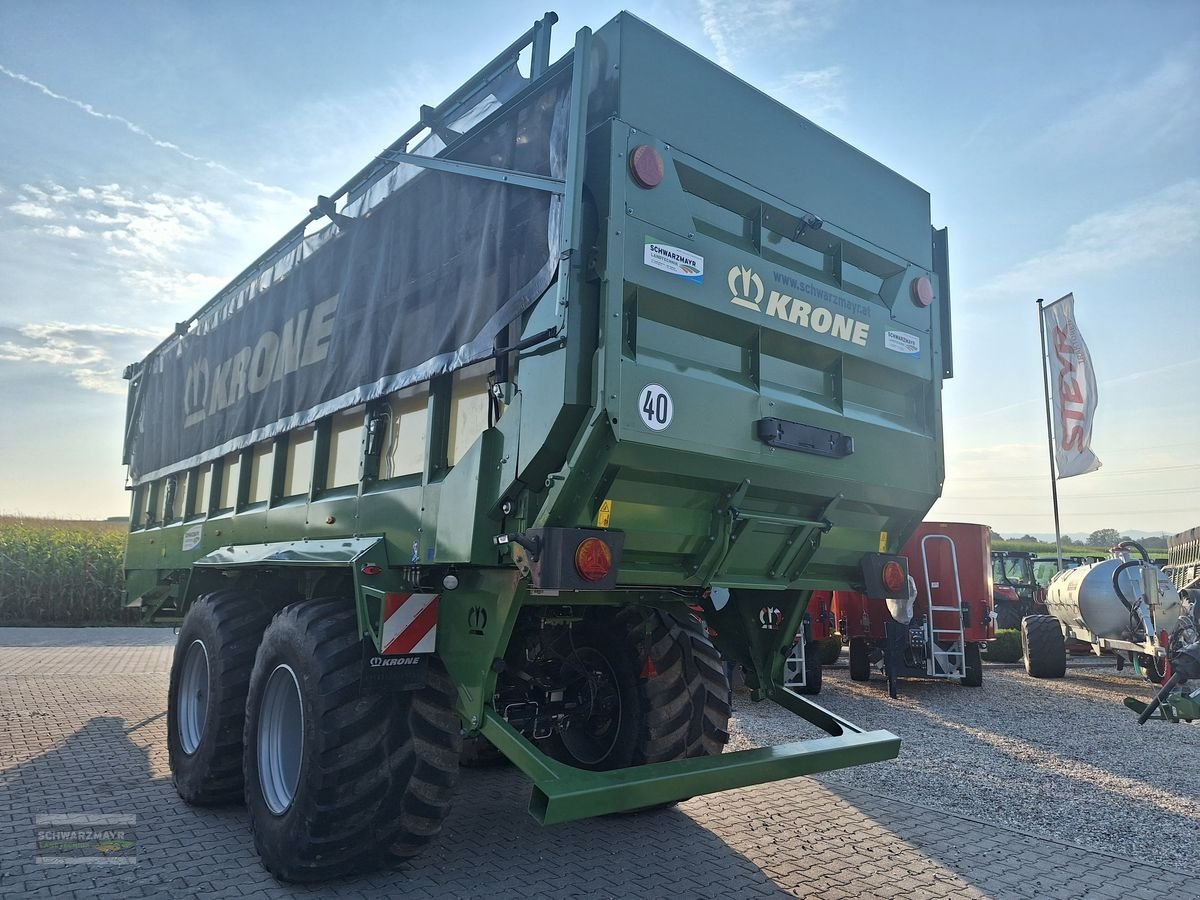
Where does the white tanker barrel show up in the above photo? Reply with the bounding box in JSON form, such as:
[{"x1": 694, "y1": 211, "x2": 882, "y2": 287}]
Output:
[{"x1": 1045, "y1": 558, "x2": 1182, "y2": 641}]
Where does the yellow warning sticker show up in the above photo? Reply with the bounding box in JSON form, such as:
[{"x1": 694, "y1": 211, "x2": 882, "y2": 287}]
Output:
[
  {"x1": 597, "y1": 499, "x2": 613, "y2": 528},
  {"x1": 878, "y1": 531, "x2": 888, "y2": 552}
]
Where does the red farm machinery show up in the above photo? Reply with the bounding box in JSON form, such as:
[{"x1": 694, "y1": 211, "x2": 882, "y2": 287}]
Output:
[{"x1": 831, "y1": 522, "x2": 995, "y2": 697}]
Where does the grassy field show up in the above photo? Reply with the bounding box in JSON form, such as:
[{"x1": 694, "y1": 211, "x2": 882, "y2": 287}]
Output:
[
  {"x1": 0, "y1": 516, "x2": 131, "y2": 625},
  {"x1": 0, "y1": 520, "x2": 1153, "y2": 627},
  {"x1": 992, "y1": 539, "x2": 1165, "y2": 561}
]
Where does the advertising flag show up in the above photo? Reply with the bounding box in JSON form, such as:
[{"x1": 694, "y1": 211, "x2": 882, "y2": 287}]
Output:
[{"x1": 1041, "y1": 293, "x2": 1102, "y2": 478}]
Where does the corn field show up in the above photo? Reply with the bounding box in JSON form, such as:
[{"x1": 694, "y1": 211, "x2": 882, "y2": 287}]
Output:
[{"x1": 0, "y1": 516, "x2": 131, "y2": 624}]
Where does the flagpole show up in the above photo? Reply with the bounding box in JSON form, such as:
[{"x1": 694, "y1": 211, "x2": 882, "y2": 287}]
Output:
[{"x1": 1037, "y1": 297, "x2": 1064, "y2": 569}]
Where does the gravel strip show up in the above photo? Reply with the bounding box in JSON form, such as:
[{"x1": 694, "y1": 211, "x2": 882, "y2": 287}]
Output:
[{"x1": 729, "y1": 656, "x2": 1200, "y2": 869}]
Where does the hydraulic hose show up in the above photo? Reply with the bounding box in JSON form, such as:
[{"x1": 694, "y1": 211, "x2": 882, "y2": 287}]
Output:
[
  {"x1": 1115, "y1": 540, "x2": 1150, "y2": 564},
  {"x1": 1111, "y1": 560, "x2": 1145, "y2": 635}
]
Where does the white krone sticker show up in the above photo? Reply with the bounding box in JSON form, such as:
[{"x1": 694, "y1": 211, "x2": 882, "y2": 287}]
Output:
[
  {"x1": 638, "y1": 383, "x2": 674, "y2": 431},
  {"x1": 884, "y1": 330, "x2": 921, "y2": 357},
  {"x1": 182, "y1": 523, "x2": 203, "y2": 552}
]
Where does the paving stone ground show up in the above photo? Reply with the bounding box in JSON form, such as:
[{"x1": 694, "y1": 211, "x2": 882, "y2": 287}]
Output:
[{"x1": 0, "y1": 628, "x2": 1193, "y2": 899}]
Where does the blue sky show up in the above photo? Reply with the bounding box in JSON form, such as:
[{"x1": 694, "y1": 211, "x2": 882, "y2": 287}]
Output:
[{"x1": 0, "y1": 0, "x2": 1197, "y2": 536}]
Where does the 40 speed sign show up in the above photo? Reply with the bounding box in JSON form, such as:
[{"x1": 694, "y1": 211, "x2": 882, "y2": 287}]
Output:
[{"x1": 638, "y1": 384, "x2": 673, "y2": 432}]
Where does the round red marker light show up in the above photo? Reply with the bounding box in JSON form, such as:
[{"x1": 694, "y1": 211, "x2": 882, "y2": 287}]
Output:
[
  {"x1": 882, "y1": 560, "x2": 906, "y2": 595},
  {"x1": 575, "y1": 537, "x2": 613, "y2": 583},
  {"x1": 911, "y1": 276, "x2": 934, "y2": 307},
  {"x1": 629, "y1": 144, "x2": 664, "y2": 189}
]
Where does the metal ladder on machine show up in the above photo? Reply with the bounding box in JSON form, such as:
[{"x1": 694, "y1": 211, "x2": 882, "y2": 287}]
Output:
[
  {"x1": 920, "y1": 534, "x2": 966, "y2": 678},
  {"x1": 783, "y1": 625, "x2": 809, "y2": 688}
]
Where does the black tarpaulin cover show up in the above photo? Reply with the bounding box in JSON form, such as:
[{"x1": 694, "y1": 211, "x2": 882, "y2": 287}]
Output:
[{"x1": 126, "y1": 72, "x2": 569, "y2": 483}]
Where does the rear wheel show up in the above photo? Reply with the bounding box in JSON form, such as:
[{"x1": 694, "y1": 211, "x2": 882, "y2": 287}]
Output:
[
  {"x1": 541, "y1": 607, "x2": 730, "y2": 771},
  {"x1": 848, "y1": 637, "x2": 871, "y2": 682},
  {"x1": 960, "y1": 642, "x2": 983, "y2": 687},
  {"x1": 1021, "y1": 615, "x2": 1066, "y2": 679},
  {"x1": 243, "y1": 598, "x2": 460, "y2": 882},
  {"x1": 167, "y1": 589, "x2": 275, "y2": 805}
]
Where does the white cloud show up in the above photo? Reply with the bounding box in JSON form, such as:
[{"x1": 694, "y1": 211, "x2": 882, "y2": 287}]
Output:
[
  {"x1": 120, "y1": 267, "x2": 227, "y2": 305},
  {"x1": 7, "y1": 200, "x2": 59, "y2": 219},
  {"x1": 974, "y1": 179, "x2": 1200, "y2": 301},
  {"x1": 1031, "y1": 43, "x2": 1199, "y2": 157},
  {"x1": 0, "y1": 322, "x2": 161, "y2": 394},
  {"x1": 0, "y1": 63, "x2": 297, "y2": 198},
  {"x1": 772, "y1": 65, "x2": 845, "y2": 120},
  {"x1": 39, "y1": 224, "x2": 86, "y2": 239},
  {"x1": 697, "y1": 0, "x2": 842, "y2": 68},
  {"x1": 8, "y1": 181, "x2": 235, "y2": 264}
]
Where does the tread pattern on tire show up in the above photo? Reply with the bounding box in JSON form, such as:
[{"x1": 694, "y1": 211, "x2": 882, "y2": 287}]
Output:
[
  {"x1": 960, "y1": 641, "x2": 983, "y2": 687},
  {"x1": 243, "y1": 598, "x2": 460, "y2": 882},
  {"x1": 168, "y1": 589, "x2": 275, "y2": 805},
  {"x1": 626, "y1": 607, "x2": 731, "y2": 763},
  {"x1": 1022, "y1": 614, "x2": 1066, "y2": 679}
]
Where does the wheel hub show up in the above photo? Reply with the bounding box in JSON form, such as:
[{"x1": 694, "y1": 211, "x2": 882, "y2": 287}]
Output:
[
  {"x1": 178, "y1": 639, "x2": 210, "y2": 755},
  {"x1": 258, "y1": 664, "x2": 304, "y2": 815}
]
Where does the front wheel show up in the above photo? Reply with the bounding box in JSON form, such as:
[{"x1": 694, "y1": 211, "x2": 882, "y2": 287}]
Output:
[
  {"x1": 243, "y1": 598, "x2": 461, "y2": 882},
  {"x1": 960, "y1": 642, "x2": 983, "y2": 687},
  {"x1": 1021, "y1": 615, "x2": 1066, "y2": 679}
]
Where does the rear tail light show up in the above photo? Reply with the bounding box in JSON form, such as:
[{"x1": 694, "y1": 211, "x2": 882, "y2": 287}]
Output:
[
  {"x1": 882, "y1": 560, "x2": 906, "y2": 595},
  {"x1": 575, "y1": 537, "x2": 613, "y2": 582},
  {"x1": 629, "y1": 144, "x2": 664, "y2": 189},
  {"x1": 911, "y1": 275, "x2": 934, "y2": 307}
]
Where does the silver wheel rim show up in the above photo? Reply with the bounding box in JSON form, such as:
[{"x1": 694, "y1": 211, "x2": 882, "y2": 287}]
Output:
[
  {"x1": 178, "y1": 639, "x2": 210, "y2": 755},
  {"x1": 258, "y1": 664, "x2": 304, "y2": 815}
]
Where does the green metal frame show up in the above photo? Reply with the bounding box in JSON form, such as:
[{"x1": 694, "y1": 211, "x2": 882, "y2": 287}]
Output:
[
  {"x1": 481, "y1": 702, "x2": 898, "y2": 824},
  {"x1": 121, "y1": 12, "x2": 958, "y2": 823}
]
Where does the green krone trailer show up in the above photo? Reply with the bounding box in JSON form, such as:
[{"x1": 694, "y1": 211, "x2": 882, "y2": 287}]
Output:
[{"x1": 122, "y1": 12, "x2": 953, "y2": 881}]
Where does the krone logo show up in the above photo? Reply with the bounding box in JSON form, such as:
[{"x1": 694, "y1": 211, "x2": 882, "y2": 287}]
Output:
[{"x1": 728, "y1": 266, "x2": 764, "y2": 311}]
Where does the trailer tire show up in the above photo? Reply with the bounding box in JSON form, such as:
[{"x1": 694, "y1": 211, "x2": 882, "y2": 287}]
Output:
[
  {"x1": 1021, "y1": 615, "x2": 1066, "y2": 679},
  {"x1": 848, "y1": 637, "x2": 871, "y2": 682},
  {"x1": 167, "y1": 588, "x2": 275, "y2": 806},
  {"x1": 960, "y1": 642, "x2": 983, "y2": 687},
  {"x1": 243, "y1": 598, "x2": 460, "y2": 882},
  {"x1": 793, "y1": 641, "x2": 822, "y2": 695},
  {"x1": 542, "y1": 607, "x2": 731, "y2": 772},
  {"x1": 634, "y1": 608, "x2": 731, "y2": 762}
]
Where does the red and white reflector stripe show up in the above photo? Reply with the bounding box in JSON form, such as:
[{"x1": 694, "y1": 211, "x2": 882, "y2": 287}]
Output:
[{"x1": 380, "y1": 592, "x2": 439, "y2": 655}]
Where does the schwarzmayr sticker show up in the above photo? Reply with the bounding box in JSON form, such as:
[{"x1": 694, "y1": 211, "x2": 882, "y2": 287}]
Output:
[
  {"x1": 884, "y1": 330, "x2": 921, "y2": 357},
  {"x1": 644, "y1": 238, "x2": 703, "y2": 283}
]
